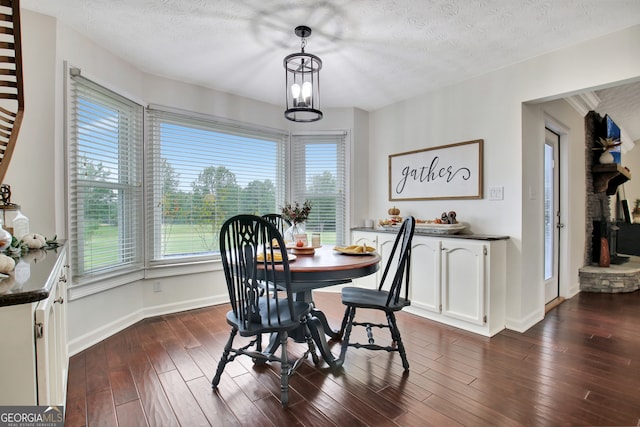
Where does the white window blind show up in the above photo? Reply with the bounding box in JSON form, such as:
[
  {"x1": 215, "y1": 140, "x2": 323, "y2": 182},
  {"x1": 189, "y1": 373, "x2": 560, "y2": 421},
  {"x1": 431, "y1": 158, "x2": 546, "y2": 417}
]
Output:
[
  {"x1": 68, "y1": 70, "x2": 144, "y2": 283},
  {"x1": 146, "y1": 107, "x2": 288, "y2": 263},
  {"x1": 291, "y1": 132, "x2": 348, "y2": 245}
]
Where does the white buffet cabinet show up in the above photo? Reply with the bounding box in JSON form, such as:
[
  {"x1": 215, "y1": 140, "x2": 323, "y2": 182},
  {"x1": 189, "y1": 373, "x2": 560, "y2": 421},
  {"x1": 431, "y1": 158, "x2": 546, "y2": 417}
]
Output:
[
  {"x1": 0, "y1": 244, "x2": 69, "y2": 406},
  {"x1": 352, "y1": 229, "x2": 507, "y2": 337}
]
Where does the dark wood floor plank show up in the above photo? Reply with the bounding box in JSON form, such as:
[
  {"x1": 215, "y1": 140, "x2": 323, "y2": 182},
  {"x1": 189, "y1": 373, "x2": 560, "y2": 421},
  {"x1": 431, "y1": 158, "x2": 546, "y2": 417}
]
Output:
[
  {"x1": 186, "y1": 376, "x2": 242, "y2": 427},
  {"x1": 212, "y1": 368, "x2": 274, "y2": 426},
  {"x1": 286, "y1": 399, "x2": 336, "y2": 426},
  {"x1": 288, "y1": 374, "x2": 369, "y2": 427},
  {"x1": 104, "y1": 332, "x2": 130, "y2": 369},
  {"x1": 66, "y1": 354, "x2": 87, "y2": 402},
  {"x1": 142, "y1": 341, "x2": 176, "y2": 374},
  {"x1": 84, "y1": 343, "x2": 111, "y2": 394},
  {"x1": 64, "y1": 395, "x2": 87, "y2": 427},
  {"x1": 164, "y1": 312, "x2": 202, "y2": 348},
  {"x1": 253, "y1": 395, "x2": 304, "y2": 426},
  {"x1": 160, "y1": 335, "x2": 205, "y2": 382},
  {"x1": 392, "y1": 395, "x2": 464, "y2": 427},
  {"x1": 308, "y1": 370, "x2": 407, "y2": 420},
  {"x1": 66, "y1": 290, "x2": 640, "y2": 426},
  {"x1": 158, "y1": 369, "x2": 210, "y2": 426},
  {"x1": 128, "y1": 359, "x2": 180, "y2": 427},
  {"x1": 108, "y1": 366, "x2": 139, "y2": 406},
  {"x1": 187, "y1": 345, "x2": 217, "y2": 383},
  {"x1": 86, "y1": 389, "x2": 117, "y2": 427},
  {"x1": 114, "y1": 399, "x2": 148, "y2": 427}
]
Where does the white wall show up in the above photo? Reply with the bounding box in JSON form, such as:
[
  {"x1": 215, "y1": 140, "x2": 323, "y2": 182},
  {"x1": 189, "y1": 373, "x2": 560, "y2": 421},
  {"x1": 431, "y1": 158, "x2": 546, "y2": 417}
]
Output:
[
  {"x1": 8, "y1": 9, "x2": 640, "y2": 351},
  {"x1": 369, "y1": 25, "x2": 640, "y2": 332},
  {"x1": 621, "y1": 143, "x2": 640, "y2": 214}
]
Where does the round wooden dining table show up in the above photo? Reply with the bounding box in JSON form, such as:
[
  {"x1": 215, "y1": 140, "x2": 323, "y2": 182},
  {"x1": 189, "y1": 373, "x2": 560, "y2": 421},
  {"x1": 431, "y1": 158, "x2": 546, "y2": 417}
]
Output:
[{"x1": 266, "y1": 245, "x2": 381, "y2": 368}]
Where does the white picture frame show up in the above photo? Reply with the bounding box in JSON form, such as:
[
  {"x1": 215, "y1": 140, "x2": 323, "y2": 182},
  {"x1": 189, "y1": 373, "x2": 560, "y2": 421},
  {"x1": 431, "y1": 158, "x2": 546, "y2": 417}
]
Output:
[{"x1": 389, "y1": 139, "x2": 483, "y2": 201}]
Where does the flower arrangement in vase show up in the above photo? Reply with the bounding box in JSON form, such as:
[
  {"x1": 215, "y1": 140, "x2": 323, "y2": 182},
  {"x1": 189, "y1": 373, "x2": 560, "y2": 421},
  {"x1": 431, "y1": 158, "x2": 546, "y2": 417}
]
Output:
[{"x1": 281, "y1": 200, "x2": 311, "y2": 243}]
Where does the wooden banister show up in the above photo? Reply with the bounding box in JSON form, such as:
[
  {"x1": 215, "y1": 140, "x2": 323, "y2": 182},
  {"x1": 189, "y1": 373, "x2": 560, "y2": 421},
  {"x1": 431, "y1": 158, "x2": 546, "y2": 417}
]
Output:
[{"x1": 0, "y1": 0, "x2": 23, "y2": 183}]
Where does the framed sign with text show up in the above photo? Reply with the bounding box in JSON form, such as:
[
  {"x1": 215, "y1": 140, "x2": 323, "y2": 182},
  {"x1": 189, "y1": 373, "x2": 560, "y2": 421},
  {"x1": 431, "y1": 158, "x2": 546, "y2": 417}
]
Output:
[{"x1": 389, "y1": 139, "x2": 483, "y2": 201}]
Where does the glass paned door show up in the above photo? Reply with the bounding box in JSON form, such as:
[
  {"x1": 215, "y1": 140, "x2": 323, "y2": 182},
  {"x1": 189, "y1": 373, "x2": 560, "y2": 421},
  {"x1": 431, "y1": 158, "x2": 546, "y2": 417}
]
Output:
[{"x1": 544, "y1": 128, "x2": 560, "y2": 303}]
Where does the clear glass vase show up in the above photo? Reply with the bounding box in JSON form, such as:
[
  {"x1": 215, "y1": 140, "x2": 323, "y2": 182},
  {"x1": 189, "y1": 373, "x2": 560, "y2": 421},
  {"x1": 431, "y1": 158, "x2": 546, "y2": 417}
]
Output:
[{"x1": 284, "y1": 222, "x2": 306, "y2": 244}]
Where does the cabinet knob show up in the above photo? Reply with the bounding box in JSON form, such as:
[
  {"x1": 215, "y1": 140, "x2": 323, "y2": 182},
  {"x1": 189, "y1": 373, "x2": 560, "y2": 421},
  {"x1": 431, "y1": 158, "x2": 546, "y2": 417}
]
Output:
[
  {"x1": 54, "y1": 297, "x2": 64, "y2": 304},
  {"x1": 59, "y1": 274, "x2": 67, "y2": 283}
]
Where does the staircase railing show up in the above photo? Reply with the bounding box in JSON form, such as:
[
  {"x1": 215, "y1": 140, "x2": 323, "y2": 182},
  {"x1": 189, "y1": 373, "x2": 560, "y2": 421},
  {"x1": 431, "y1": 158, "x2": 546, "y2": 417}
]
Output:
[{"x1": 0, "y1": 0, "x2": 23, "y2": 183}]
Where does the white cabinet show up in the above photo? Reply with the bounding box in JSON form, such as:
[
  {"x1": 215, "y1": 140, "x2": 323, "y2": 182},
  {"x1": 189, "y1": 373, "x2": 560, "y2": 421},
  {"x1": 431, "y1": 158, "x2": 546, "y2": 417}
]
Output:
[
  {"x1": 351, "y1": 230, "x2": 506, "y2": 337},
  {"x1": 351, "y1": 231, "x2": 381, "y2": 289},
  {"x1": 0, "y1": 245, "x2": 69, "y2": 406},
  {"x1": 440, "y1": 239, "x2": 485, "y2": 325}
]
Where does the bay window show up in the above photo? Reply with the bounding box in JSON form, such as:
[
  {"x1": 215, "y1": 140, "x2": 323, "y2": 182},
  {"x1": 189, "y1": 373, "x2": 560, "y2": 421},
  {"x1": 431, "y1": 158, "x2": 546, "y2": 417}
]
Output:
[{"x1": 68, "y1": 75, "x2": 348, "y2": 288}]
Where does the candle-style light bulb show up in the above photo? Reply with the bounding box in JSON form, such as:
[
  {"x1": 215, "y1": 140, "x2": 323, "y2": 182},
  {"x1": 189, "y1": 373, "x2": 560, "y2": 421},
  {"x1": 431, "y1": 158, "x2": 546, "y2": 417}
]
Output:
[
  {"x1": 301, "y1": 82, "x2": 312, "y2": 106},
  {"x1": 291, "y1": 83, "x2": 301, "y2": 107}
]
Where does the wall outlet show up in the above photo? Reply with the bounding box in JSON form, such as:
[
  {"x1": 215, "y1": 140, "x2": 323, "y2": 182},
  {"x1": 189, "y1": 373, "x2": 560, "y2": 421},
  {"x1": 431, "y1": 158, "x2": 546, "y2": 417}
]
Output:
[
  {"x1": 153, "y1": 281, "x2": 162, "y2": 292},
  {"x1": 488, "y1": 186, "x2": 504, "y2": 200}
]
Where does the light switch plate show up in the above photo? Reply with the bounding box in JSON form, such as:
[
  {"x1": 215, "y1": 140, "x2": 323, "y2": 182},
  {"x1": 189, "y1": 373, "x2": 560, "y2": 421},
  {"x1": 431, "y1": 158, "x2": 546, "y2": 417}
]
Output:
[{"x1": 488, "y1": 186, "x2": 504, "y2": 200}]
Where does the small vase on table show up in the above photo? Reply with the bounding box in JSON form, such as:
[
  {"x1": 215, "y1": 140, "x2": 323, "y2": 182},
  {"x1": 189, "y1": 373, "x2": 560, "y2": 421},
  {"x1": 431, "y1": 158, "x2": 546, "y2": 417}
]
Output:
[{"x1": 285, "y1": 222, "x2": 307, "y2": 245}]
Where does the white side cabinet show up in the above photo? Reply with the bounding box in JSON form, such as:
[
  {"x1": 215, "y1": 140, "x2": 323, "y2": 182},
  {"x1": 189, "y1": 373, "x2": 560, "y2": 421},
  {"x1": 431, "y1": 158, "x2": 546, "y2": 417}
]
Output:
[
  {"x1": 351, "y1": 230, "x2": 506, "y2": 337},
  {"x1": 0, "y1": 245, "x2": 69, "y2": 406}
]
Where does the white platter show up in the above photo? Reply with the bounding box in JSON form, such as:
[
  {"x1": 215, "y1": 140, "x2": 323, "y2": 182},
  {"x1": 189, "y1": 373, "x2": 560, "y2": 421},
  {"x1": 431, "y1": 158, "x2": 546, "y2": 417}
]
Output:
[{"x1": 414, "y1": 223, "x2": 466, "y2": 234}]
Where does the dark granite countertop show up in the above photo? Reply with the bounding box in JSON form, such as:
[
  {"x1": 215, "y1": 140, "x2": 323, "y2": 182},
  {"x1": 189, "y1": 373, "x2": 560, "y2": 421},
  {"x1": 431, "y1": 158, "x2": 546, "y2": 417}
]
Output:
[
  {"x1": 351, "y1": 227, "x2": 510, "y2": 241},
  {"x1": 0, "y1": 243, "x2": 67, "y2": 307}
]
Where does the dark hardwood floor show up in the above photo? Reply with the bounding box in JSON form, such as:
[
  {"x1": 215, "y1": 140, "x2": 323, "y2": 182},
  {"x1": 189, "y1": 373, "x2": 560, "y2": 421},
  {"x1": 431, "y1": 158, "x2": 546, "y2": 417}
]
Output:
[{"x1": 65, "y1": 290, "x2": 640, "y2": 426}]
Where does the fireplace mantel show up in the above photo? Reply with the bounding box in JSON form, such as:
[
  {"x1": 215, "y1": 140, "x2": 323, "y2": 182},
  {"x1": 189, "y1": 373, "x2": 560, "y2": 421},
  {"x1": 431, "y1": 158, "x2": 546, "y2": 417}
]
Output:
[{"x1": 592, "y1": 163, "x2": 631, "y2": 195}]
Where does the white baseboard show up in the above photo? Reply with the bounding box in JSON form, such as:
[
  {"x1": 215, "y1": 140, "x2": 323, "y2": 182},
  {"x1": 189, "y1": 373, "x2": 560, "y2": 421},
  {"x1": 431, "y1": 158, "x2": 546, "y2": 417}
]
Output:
[
  {"x1": 67, "y1": 294, "x2": 228, "y2": 356},
  {"x1": 505, "y1": 309, "x2": 544, "y2": 333}
]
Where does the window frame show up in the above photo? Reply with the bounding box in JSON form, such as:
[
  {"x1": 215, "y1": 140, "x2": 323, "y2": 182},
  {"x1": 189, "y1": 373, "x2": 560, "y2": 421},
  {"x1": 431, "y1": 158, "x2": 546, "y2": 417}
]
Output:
[
  {"x1": 66, "y1": 66, "x2": 145, "y2": 295},
  {"x1": 145, "y1": 105, "x2": 290, "y2": 268},
  {"x1": 290, "y1": 131, "x2": 350, "y2": 246}
]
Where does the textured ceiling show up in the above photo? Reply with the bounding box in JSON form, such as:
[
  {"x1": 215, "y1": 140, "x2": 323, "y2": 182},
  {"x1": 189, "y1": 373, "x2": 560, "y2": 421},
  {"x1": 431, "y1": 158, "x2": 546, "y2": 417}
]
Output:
[
  {"x1": 21, "y1": 0, "x2": 640, "y2": 138},
  {"x1": 595, "y1": 82, "x2": 640, "y2": 144}
]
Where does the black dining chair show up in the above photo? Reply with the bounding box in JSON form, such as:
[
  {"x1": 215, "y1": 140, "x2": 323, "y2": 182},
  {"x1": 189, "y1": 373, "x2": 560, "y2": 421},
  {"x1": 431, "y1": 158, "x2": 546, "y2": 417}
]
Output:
[
  {"x1": 212, "y1": 214, "x2": 318, "y2": 406},
  {"x1": 262, "y1": 213, "x2": 292, "y2": 236},
  {"x1": 339, "y1": 216, "x2": 416, "y2": 371}
]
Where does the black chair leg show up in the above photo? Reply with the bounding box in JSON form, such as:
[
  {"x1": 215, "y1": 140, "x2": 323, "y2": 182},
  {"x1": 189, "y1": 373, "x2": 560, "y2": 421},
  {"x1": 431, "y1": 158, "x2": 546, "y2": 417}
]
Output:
[
  {"x1": 212, "y1": 327, "x2": 237, "y2": 388},
  {"x1": 339, "y1": 304, "x2": 351, "y2": 336},
  {"x1": 279, "y1": 332, "x2": 290, "y2": 407},
  {"x1": 339, "y1": 305, "x2": 356, "y2": 363},
  {"x1": 303, "y1": 320, "x2": 320, "y2": 365},
  {"x1": 387, "y1": 312, "x2": 409, "y2": 371}
]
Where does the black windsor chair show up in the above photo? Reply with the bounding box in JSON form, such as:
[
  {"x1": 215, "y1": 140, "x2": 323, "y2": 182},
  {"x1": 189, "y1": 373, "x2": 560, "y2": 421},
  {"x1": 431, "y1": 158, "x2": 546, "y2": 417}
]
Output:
[
  {"x1": 339, "y1": 216, "x2": 416, "y2": 371},
  {"x1": 212, "y1": 215, "x2": 318, "y2": 406},
  {"x1": 262, "y1": 213, "x2": 292, "y2": 236}
]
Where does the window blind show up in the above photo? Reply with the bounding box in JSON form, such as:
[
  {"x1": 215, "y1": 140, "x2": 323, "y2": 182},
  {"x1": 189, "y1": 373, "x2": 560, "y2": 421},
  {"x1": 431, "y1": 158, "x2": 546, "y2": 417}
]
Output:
[
  {"x1": 68, "y1": 70, "x2": 144, "y2": 282},
  {"x1": 146, "y1": 107, "x2": 288, "y2": 263},
  {"x1": 291, "y1": 132, "x2": 348, "y2": 245}
]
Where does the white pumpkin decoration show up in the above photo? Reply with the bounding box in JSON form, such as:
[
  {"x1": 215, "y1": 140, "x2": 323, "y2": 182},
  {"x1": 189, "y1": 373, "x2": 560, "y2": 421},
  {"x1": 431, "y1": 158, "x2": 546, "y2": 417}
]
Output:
[
  {"x1": 22, "y1": 233, "x2": 47, "y2": 249},
  {"x1": 0, "y1": 253, "x2": 16, "y2": 274}
]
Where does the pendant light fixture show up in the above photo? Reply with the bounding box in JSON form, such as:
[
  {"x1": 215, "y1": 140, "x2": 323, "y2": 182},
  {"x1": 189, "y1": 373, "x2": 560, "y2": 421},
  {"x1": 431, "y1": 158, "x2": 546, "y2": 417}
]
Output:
[{"x1": 284, "y1": 26, "x2": 323, "y2": 122}]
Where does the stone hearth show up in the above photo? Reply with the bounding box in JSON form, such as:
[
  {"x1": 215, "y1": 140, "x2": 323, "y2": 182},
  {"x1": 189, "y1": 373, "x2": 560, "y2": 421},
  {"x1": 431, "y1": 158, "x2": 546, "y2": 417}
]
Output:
[{"x1": 579, "y1": 257, "x2": 640, "y2": 293}]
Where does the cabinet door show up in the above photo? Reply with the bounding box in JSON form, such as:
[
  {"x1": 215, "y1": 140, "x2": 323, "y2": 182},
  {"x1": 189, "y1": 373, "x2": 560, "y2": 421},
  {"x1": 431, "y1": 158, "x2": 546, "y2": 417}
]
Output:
[
  {"x1": 35, "y1": 254, "x2": 68, "y2": 406},
  {"x1": 350, "y1": 231, "x2": 378, "y2": 289},
  {"x1": 376, "y1": 233, "x2": 398, "y2": 286},
  {"x1": 409, "y1": 238, "x2": 441, "y2": 313},
  {"x1": 352, "y1": 231, "x2": 376, "y2": 248},
  {"x1": 441, "y1": 240, "x2": 485, "y2": 325}
]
